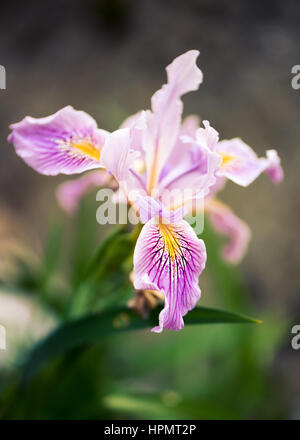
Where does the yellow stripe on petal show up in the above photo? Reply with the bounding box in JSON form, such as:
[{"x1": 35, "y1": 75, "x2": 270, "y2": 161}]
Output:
[
  {"x1": 219, "y1": 151, "x2": 236, "y2": 167},
  {"x1": 133, "y1": 158, "x2": 146, "y2": 175},
  {"x1": 71, "y1": 140, "x2": 101, "y2": 161},
  {"x1": 159, "y1": 223, "x2": 180, "y2": 261}
]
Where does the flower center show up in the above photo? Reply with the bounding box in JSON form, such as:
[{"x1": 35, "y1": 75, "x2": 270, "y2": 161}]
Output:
[
  {"x1": 219, "y1": 151, "x2": 236, "y2": 167},
  {"x1": 159, "y1": 223, "x2": 180, "y2": 260},
  {"x1": 71, "y1": 139, "x2": 101, "y2": 161}
]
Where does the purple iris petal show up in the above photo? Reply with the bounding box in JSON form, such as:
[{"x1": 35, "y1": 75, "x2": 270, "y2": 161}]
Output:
[
  {"x1": 8, "y1": 106, "x2": 107, "y2": 175},
  {"x1": 134, "y1": 218, "x2": 206, "y2": 332}
]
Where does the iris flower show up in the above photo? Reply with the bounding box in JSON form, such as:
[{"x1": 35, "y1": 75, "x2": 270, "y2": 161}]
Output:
[{"x1": 8, "y1": 50, "x2": 283, "y2": 332}]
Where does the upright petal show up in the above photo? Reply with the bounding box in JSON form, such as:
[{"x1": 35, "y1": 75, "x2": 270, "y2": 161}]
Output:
[
  {"x1": 119, "y1": 111, "x2": 144, "y2": 130},
  {"x1": 101, "y1": 127, "x2": 146, "y2": 200},
  {"x1": 205, "y1": 198, "x2": 251, "y2": 264},
  {"x1": 180, "y1": 115, "x2": 201, "y2": 138},
  {"x1": 8, "y1": 106, "x2": 108, "y2": 175},
  {"x1": 134, "y1": 218, "x2": 206, "y2": 332},
  {"x1": 145, "y1": 50, "x2": 203, "y2": 191},
  {"x1": 159, "y1": 115, "x2": 201, "y2": 181},
  {"x1": 159, "y1": 136, "x2": 221, "y2": 200},
  {"x1": 158, "y1": 121, "x2": 222, "y2": 207}
]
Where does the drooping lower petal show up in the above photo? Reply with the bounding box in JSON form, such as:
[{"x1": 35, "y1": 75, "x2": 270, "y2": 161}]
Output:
[
  {"x1": 56, "y1": 170, "x2": 116, "y2": 214},
  {"x1": 206, "y1": 198, "x2": 251, "y2": 264},
  {"x1": 133, "y1": 218, "x2": 206, "y2": 332},
  {"x1": 8, "y1": 106, "x2": 107, "y2": 175}
]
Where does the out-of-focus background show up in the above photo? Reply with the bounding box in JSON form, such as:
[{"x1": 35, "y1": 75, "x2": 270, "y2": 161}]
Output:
[{"x1": 0, "y1": 0, "x2": 299, "y2": 419}]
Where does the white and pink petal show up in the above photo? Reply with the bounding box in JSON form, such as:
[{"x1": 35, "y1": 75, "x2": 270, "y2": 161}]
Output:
[
  {"x1": 215, "y1": 138, "x2": 267, "y2": 186},
  {"x1": 101, "y1": 127, "x2": 146, "y2": 200},
  {"x1": 159, "y1": 135, "x2": 222, "y2": 202},
  {"x1": 145, "y1": 50, "x2": 203, "y2": 191}
]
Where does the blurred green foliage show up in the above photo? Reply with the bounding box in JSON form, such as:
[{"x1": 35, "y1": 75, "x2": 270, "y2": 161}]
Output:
[{"x1": 0, "y1": 193, "x2": 288, "y2": 419}]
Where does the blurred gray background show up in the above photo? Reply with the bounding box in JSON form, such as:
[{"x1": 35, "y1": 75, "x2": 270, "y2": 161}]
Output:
[{"x1": 0, "y1": 0, "x2": 299, "y2": 414}]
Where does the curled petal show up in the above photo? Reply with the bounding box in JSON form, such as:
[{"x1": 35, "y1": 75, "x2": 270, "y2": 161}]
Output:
[
  {"x1": 161, "y1": 50, "x2": 203, "y2": 98},
  {"x1": 56, "y1": 170, "x2": 116, "y2": 214},
  {"x1": 134, "y1": 218, "x2": 206, "y2": 332},
  {"x1": 134, "y1": 194, "x2": 185, "y2": 224},
  {"x1": 264, "y1": 149, "x2": 284, "y2": 183},
  {"x1": 196, "y1": 120, "x2": 219, "y2": 151},
  {"x1": 206, "y1": 198, "x2": 251, "y2": 264},
  {"x1": 8, "y1": 106, "x2": 107, "y2": 175}
]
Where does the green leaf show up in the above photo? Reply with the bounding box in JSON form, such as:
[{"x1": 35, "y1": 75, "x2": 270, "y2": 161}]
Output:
[
  {"x1": 38, "y1": 222, "x2": 63, "y2": 290},
  {"x1": 70, "y1": 195, "x2": 104, "y2": 286},
  {"x1": 181, "y1": 306, "x2": 261, "y2": 325},
  {"x1": 22, "y1": 305, "x2": 261, "y2": 382},
  {"x1": 81, "y1": 226, "x2": 135, "y2": 283},
  {"x1": 103, "y1": 393, "x2": 183, "y2": 419}
]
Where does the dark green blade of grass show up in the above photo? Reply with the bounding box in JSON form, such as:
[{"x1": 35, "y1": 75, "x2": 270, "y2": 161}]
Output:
[{"x1": 22, "y1": 305, "x2": 261, "y2": 382}]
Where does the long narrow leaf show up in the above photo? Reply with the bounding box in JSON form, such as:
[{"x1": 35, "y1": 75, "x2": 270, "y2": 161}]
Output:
[{"x1": 23, "y1": 306, "x2": 261, "y2": 382}]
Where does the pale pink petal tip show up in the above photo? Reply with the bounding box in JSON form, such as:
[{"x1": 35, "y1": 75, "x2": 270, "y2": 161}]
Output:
[
  {"x1": 221, "y1": 216, "x2": 251, "y2": 264},
  {"x1": 165, "y1": 50, "x2": 203, "y2": 96},
  {"x1": 265, "y1": 149, "x2": 284, "y2": 183},
  {"x1": 207, "y1": 200, "x2": 251, "y2": 264}
]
